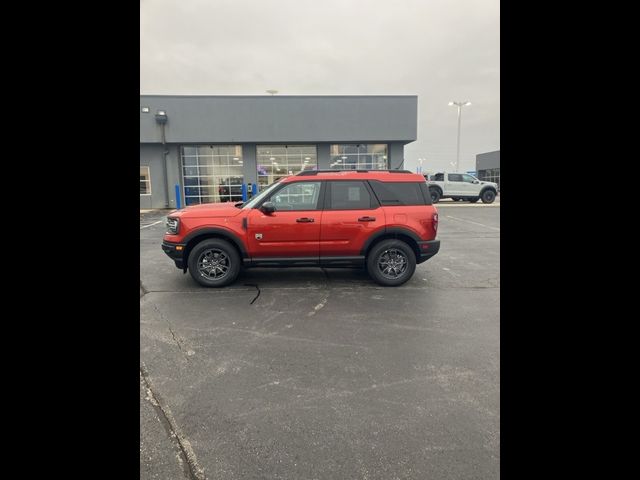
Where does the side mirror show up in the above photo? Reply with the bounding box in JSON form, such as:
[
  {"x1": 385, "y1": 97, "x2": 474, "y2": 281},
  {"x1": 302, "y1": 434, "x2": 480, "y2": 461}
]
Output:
[
  {"x1": 473, "y1": 180, "x2": 479, "y2": 184},
  {"x1": 261, "y1": 201, "x2": 276, "y2": 214}
]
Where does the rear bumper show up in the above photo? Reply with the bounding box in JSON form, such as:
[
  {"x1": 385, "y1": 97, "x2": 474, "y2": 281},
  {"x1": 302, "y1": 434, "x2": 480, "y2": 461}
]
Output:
[
  {"x1": 162, "y1": 241, "x2": 186, "y2": 269},
  {"x1": 417, "y1": 239, "x2": 440, "y2": 263}
]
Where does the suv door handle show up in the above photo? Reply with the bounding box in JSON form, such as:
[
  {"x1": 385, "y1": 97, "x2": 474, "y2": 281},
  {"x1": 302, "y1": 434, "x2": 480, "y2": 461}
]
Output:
[
  {"x1": 358, "y1": 216, "x2": 376, "y2": 222},
  {"x1": 296, "y1": 217, "x2": 315, "y2": 223}
]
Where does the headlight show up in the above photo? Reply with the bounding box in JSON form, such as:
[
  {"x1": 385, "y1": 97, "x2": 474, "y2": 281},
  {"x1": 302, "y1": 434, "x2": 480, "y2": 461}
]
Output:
[{"x1": 166, "y1": 217, "x2": 179, "y2": 235}]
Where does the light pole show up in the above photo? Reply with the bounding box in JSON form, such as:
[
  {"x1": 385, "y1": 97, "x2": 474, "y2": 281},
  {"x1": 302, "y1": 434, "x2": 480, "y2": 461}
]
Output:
[
  {"x1": 155, "y1": 110, "x2": 169, "y2": 207},
  {"x1": 448, "y1": 101, "x2": 471, "y2": 172}
]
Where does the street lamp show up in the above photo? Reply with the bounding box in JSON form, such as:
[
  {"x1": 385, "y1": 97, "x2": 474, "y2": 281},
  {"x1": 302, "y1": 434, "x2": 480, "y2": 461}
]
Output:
[
  {"x1": 155, "y1": 110, "x2": 170, "y2": 207},
  {"x1": 448, "y1": 101, "x2": 471, "y2": 172}
]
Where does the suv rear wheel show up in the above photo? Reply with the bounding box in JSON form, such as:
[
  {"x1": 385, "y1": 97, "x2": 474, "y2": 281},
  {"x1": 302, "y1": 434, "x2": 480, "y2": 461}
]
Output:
[
  {"x1": 366, "y1": 239, "x2": 416, "y2": 286},
  {"x1": 188, "y1": 238, "x2": 241, "y2": 287}
]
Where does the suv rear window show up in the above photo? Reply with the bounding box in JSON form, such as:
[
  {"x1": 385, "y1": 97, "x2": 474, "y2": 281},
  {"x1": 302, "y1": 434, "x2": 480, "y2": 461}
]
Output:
[
  {"x1": 369, "y1": 181, "x2": 432, "y2": 206},
  {"x1": 327, "y1": 181, "x2": 374, "y2": 210}
]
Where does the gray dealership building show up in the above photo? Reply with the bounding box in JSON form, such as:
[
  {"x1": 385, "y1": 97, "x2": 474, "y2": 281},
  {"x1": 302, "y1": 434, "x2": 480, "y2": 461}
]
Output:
[
  {"x1": 476, "y1": 150, "x2": 500, "y2": 189},
  {"x1": 140, "y1": 95, "x2": 418, "y2": 209}
]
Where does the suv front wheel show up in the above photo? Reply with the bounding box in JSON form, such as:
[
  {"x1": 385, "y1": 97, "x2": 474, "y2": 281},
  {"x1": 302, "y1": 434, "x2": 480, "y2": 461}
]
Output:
[
  {"x1": 481, "y1": 190, "x2": 496, "y2": 204},
  {"x1": 188, "y1": 238, "x2": 241, "y2": 287},
  {"x1": 366, "y1": 239, "x2": 417, "y2": 286}
]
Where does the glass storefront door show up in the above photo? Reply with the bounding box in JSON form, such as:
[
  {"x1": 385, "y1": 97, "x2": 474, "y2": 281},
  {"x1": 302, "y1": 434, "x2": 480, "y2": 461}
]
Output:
[{"x1": 181, "y1": 145, "x2": 244, "y2": 205}]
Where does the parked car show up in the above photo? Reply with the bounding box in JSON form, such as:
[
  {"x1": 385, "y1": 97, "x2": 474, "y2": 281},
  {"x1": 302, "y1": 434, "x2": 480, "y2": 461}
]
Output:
[
  {"x1": 425, "y1": 172, "x2": 498, "y2": 203},
  {"x1": 162, "y1": 170, "x2": 440, "y2": 287}
]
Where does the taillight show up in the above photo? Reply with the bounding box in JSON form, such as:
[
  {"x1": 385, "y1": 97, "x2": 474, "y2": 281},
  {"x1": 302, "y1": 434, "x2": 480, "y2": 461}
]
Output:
[{"x1": 433, "y1": 212, "x2": 438, "y2": 232}]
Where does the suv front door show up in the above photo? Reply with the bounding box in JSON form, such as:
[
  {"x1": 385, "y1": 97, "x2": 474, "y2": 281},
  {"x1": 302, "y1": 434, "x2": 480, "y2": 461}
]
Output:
[
  {"x1": 460, "y1": 173, "x2": 480, "y2": 196},
  {"x1": 319, "y1": 180, "x2": 384, "y2": 262},
  {"x1": 247, "y1": 181, "x2": 323, "y2": 259}
]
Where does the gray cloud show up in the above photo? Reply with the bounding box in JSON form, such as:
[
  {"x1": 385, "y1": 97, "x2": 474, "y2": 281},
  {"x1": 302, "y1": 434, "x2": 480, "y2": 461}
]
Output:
[{"x1": 141, "y1": 0, "x2": 499, "y2": 172}]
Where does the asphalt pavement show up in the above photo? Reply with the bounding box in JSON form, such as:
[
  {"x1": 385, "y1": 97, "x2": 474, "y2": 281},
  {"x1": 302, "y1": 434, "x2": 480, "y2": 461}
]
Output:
[{"x1": 140, "y1": 204, "x2": 500, "y2": 479}]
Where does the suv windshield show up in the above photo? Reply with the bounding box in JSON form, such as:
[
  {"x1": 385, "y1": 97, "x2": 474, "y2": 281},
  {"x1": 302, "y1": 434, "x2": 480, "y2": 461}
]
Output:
[{"x1": 241, "y1": 181, "x2": 281, "y2": 209}]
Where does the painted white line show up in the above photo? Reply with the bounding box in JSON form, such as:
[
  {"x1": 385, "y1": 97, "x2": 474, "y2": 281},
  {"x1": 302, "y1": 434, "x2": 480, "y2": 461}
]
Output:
[
  {"x1": 140, "y1": 220, "x2": 163, "y2": 230},
  {"x1": 445, "y1": 215, "x2": 500, "y2": 231},
  {"x1": 436, "y1": 203, "x2": 500, "y2": 207}
]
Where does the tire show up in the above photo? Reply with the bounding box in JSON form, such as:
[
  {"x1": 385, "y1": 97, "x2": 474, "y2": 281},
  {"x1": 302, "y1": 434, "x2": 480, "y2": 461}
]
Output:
[
  {"x1": 187, "y1": 238, "x2": 241, "y2": 287},
  {"x1": 468, "y1": 197, "x2": 480, "y2": 203},
  {"x1": 366, "y1": 239, "x2": 417, "y2": 287},
  {"x1": 429, "y1": 188, "x2": 441, "y2": 203},
  {"x1": 481, "y1": 190, "x2": 496, "y2": 204},
  {"x1": 451, "y1": 197, "x2": 461, "y2": 201}
]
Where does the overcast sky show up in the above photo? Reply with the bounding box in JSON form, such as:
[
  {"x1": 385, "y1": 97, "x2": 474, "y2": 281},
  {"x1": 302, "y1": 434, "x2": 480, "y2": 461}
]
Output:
[{"x1": 141, "y1": 0, "x2": 499, "y2": 173}]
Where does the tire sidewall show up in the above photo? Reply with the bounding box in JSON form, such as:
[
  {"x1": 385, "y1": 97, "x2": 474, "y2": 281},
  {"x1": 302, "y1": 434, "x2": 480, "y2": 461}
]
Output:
[
  {"x1": 430, "y1": 188, "x2": 441, "y2": 203},
  {"x1": 188, "y1": 239, "x2": 241, "y2": 287},
  {"x1": 367, "y1": 239, "x2": 417, "y2": 286},
  {"x1": 481, "y1": 190, "x2": 496, "y2": 203}
]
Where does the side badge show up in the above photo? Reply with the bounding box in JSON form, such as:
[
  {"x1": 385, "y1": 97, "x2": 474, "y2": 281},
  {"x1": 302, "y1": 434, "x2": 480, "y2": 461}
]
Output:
[{"x1": 255, "y1": 233, "x2": 263, "y2": 240}]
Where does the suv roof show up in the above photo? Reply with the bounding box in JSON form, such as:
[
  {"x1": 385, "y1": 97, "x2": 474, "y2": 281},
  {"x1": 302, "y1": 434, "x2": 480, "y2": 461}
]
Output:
[{"x1": 283, "y1": 170, "x2": 425, "y2": 183}]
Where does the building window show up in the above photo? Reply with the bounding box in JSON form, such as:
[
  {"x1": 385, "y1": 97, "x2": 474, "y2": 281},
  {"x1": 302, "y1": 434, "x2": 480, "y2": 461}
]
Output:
[
  {"x1": 329, "y1": 144, "x2": 388, "y2": 170},
  {"x1": 478, "y1": 168, "x2": 500, "y2": 189},
  {"x1": 140, "y1": 166, "x2": 151, "y2": 195},
  {"x1": 181, "y1": 145, "x2": 244, "y2": 205},
  {"x1": 257, "y1": 145, "x2": 317, "y2": 190}
]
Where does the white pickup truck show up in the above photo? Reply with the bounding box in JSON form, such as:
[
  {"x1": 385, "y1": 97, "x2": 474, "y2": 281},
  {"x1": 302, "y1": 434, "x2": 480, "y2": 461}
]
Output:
[{"x1": 425, "y1": 172, "x2": 499, "y2": 204}]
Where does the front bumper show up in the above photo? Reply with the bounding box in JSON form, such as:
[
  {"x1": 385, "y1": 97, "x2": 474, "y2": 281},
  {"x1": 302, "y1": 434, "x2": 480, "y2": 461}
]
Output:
[
  {"x1": 417, "y1": 239, "x2": 440, "y2": 263},
  {"x1": 162, "y1": 241, "x2": 186, "y2": 269}
]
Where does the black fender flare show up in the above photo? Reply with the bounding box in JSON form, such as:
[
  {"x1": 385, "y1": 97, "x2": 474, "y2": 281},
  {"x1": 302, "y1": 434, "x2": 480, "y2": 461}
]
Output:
[
  {"x1": 360, "y1": 227, "x2": 423, "y2": 257},
  {"x1": 479, "y1": 186, "x2": 497, "y2": 196},
  {"x1": 182, "y1": 227, "x2": 249, "y2": 259}
]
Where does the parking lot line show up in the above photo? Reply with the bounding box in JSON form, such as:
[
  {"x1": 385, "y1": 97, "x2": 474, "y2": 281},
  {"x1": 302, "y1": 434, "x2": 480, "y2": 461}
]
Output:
[
  {"x1": 435, "y1": 203, "x2": 500, "y2": 207},
  {"x1": 140, "y1": 220, "x2": 164, "y2": 230},
  {"x1": 445, "y1": 215, "x2": 500, "y2": 231}
]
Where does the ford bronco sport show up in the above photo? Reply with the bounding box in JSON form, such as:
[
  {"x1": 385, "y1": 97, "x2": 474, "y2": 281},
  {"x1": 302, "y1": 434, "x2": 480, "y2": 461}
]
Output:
[{"x1": 162, "y1": 170, "x2": 440, "y2": 287}]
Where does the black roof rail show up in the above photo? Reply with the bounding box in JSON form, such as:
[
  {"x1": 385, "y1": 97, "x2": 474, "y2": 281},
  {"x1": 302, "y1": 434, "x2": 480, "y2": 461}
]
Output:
[{"x1": 296, "y1": 169, "x2": 413, "y2": 176}]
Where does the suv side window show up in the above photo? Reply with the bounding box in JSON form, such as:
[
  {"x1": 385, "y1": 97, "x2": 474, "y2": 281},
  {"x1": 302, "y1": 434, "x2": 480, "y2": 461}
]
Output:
[
  {"x1": 433, "y1": 173, "x2": 444, "y2": 181},
  {"x1": 270, "y1": 181, "x2": 322, "y2": 210},
  {"x1": 461, "y1": 174, "x2": 476, "y2": 183},
  {"x1": 369, "y1": 181, "x2": 430, "y2": 206},
  {"x1": 327, "y1": 181, "x2": 374, "y2": 210},
  {"x1": 448, "y1": 173, "x2": 463, "y2": 182}
]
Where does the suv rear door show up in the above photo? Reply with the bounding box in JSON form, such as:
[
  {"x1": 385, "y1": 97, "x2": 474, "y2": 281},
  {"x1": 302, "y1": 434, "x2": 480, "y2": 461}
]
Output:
[
  {"x1": 319, "y1": 180, "x2": 384, "y2": 263},
  {"x1": 447, "y1": 173, "x2": 465, "y2": 195}
]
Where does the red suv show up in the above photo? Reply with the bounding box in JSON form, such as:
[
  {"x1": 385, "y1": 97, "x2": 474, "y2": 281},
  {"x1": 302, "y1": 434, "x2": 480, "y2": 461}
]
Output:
[{"x1": 162, "y1": 170, "x2": 440, "y2": 287}]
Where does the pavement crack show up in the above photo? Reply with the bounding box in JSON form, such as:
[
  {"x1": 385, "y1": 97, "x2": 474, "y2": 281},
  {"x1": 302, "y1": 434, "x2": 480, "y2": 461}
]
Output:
[
  {"x1": 243, "y1": 283, "x2": 261, "y2": 304},
  {"x1": 212, "y1": 325, "x2": 370, "y2": 350},
  {"x1": 140, "y1": 280, "x2": 148, "y2": 299},
  {"x1": 140, "y1": 364, "x2": 206, "y2": 480},
  {"x1": 305, "y1": 268, "x2": 332, "y2": 317},
  {"x1": 151, "y1": 303, "x2": 191, "y2": 358}
]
